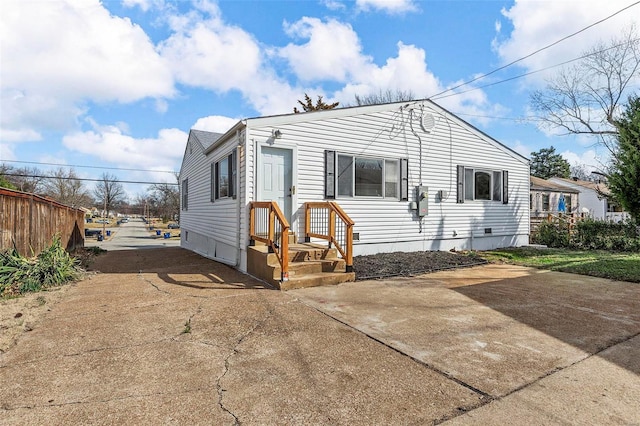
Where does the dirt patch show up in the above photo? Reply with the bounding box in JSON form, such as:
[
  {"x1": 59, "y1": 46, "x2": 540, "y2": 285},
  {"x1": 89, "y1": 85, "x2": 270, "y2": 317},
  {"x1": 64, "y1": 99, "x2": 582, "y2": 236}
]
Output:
[
  {"x1": 353, "y1": 250, "x2": 486, "y2": 280},
  {"x1": 0, "y1": 284, "x2": 74, "y2": 354}
]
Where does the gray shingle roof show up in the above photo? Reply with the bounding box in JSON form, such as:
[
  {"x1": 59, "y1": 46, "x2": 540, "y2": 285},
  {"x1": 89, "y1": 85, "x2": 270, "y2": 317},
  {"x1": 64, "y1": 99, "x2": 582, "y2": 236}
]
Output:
[{"x1": 190, "y1": 129, "x2": 223, "y2": 151}]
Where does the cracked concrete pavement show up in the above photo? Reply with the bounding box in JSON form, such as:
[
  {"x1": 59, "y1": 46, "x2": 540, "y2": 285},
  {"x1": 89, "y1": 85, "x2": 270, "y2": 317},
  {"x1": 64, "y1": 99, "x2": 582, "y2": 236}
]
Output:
[{"x1": 1, "y1": 248, "x2": 639, "y2": 425}]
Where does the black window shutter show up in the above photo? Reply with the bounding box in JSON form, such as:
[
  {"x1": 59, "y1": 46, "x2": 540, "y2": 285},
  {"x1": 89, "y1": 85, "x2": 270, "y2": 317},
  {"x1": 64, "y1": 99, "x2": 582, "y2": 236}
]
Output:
[
  {"x1": 456, "y1": 165, "x2": 465, "y2": 203},
  {"x1": 214, "y1": 162, "x2": 219, "y2": 200},
  {"x1": 325, "y1": 150, "x2": 335, "y2": 199},
  {"x1": 502, "y1": 170, "x2": 509, "y2": 204},
  {"x1": 400, "y1": 158, "x2": 409, "y2": 201},
  {"x1": 210, "y1": 163, "x2": 215, "y2": 202},
  {"x1": 230, "y1": 150, "x2": 237, "y2": 199}
]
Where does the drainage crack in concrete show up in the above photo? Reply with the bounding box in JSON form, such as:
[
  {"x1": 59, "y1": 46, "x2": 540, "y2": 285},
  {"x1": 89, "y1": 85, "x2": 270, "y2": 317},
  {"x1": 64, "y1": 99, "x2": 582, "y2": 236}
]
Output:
[
  {"x1": 435, "y1": 329, "x2": 640, "y2": 424},
  {"x1": 1, "y1": 337, "x2": 178, "y2": 368},
  {"x1": 0, "y1": 387, "x2": 213, "y2": 411},
  {"x1": 216, "y1": 303, "x2": 284, "y2": 425},
  {"x1": 138, "y1": 273, "x2": 170, "y2": 295},
  {"x1": 497, "y1": 328, "x2": 640, "y2": 401}
]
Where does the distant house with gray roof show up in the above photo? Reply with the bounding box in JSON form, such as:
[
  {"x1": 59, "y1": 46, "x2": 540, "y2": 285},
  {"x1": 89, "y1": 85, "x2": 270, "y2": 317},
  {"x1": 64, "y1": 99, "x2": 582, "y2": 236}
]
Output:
[{"x1": 548, "y1": 177, "x2": 628, "y2": 222}]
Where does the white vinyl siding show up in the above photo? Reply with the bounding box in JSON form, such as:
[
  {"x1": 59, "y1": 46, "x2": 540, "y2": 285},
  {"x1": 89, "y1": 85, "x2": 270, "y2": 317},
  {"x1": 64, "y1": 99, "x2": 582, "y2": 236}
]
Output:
[
  {"x1": 179, "y1": 131, "x2": 243, "y2": 265},
  {"x1": 245, "y1": 102, "x2": 529, "y2": 251}
]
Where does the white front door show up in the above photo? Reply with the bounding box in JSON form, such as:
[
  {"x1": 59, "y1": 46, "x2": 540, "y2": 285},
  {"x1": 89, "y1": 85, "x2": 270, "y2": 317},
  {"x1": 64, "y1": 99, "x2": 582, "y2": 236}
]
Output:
[{"x1": 261, "y1": 146, "x2": 293, "y2": 223}]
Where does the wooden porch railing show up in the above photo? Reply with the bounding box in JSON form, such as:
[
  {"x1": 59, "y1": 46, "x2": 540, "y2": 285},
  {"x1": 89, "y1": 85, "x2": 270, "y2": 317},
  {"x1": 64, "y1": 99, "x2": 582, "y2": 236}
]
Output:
[
  {"x1": 304, "y1": 202, "x2": 354, "y2": 272},
  {"x1": 249, "y1": 201, "x2": 290, "y2": 282}
]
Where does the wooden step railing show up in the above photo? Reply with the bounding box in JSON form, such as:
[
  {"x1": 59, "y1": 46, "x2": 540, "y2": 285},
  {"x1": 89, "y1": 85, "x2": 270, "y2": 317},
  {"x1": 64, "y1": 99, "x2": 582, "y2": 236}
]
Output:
[
  {"x1": 304, "y1": 202, "x2": 354, "y2": 272},
  {"x1": 249, "y1": 201, "x2": 290, "y2": 282}
]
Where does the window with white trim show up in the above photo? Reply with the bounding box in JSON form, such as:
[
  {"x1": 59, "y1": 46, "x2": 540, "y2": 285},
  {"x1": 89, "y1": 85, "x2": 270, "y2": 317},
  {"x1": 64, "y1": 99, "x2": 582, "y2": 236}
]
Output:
[
  {"x1": 181, "y1": 178, "x2": 188, "y2": 210},
  {"x1": 457, "y1": 166, "x2": 508, "y2": 203},
  {"x1": 326, "y1": 151, "x2": 408, "y2": 200},
  {"x1": 211, "y1": 150, "x2": 237, "y2": 201}
]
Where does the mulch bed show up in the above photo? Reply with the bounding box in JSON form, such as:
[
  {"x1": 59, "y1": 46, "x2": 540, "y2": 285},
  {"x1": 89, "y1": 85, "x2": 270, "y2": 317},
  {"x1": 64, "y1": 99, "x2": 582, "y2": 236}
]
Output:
[{"x1": 353, "y1": 250, "x2": 487, "y2": 280}]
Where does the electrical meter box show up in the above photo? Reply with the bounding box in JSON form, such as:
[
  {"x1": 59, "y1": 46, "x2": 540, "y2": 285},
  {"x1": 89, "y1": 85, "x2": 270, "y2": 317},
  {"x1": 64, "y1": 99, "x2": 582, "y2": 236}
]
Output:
[{"x1": 417, "y1": 186, "x2": 428, "y2": 217}]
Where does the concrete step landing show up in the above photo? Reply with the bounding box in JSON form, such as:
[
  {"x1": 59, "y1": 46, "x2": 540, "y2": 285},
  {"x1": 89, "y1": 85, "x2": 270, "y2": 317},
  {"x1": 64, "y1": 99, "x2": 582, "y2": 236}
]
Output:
[{"x1": 247, "y1": 243, "x2": 355, "y2": 290}]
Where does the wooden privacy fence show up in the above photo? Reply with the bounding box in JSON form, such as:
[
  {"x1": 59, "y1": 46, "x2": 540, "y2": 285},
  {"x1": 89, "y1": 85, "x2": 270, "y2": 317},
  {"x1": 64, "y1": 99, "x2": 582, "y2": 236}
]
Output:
[{"x1": 0, "y1": 188, "x2": 85, "y2": 256}]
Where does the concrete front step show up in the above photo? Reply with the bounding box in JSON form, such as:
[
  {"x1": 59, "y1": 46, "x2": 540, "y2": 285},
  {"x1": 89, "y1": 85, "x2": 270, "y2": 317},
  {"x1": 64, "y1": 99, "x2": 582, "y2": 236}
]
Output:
[
  {"x1": 247, "y1": 243, "x2": 353, "y2": 290},
  {"x1": 279, "y1": 271, "x2": 356, "y2": 291}
]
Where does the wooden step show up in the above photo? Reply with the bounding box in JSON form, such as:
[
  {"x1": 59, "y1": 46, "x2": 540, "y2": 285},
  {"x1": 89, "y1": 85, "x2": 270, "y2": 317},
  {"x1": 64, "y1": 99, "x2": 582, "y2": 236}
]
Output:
[
  {"x1": 247, "y1": 243, "x2": 353, "y2": 290},
  {"x1": 278, "y1": 271, "x2": 356, "y2": 291}
]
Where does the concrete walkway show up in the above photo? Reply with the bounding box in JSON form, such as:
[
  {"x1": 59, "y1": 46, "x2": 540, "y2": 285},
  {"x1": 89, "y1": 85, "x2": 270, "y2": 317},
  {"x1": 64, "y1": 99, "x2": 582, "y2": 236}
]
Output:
[
  {"x1": 89, "y1": 217, "x2": 180, "y2": 251},
  {"x1": 1, "y1": 248, "x2": 638, "y2": 424}
]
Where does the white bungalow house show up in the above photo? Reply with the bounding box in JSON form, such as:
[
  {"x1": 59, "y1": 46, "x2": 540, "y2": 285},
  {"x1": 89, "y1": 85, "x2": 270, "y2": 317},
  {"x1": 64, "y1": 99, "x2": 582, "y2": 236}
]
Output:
[
  {"x1": 179, "y1": 100, "x2": 530, "y2": 288},
  {"x1": 548, "y1": 177, "x2": 628, "y2": 222}
]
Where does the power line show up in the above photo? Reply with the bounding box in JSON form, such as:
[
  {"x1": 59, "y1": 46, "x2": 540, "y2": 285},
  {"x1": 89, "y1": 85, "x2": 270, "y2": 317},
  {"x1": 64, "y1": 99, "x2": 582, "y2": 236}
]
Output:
[
  {"x1": 428, "y1": 1, "x2": 640, "y2": 99},
  {"x1": 2, "y1": 159, "x2": 177, "y2": 174},
  {"x1": 2, "y1": 173, "x2": 178, "y2": 186},
  {"x1": 433, "y1": 37, "x2": 640, "y2": 101}
]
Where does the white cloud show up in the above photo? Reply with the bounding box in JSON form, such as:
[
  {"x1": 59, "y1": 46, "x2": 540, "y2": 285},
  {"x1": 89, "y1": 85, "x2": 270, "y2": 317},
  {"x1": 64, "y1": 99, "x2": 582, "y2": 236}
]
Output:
[
  {"x1": 62, "y1": 119, "x2": 187, "y2": 172},
  {"x1": 321, "y1": 0, "x2": 346, "y2": 11},
  {"x1": 192, "y1": 115, "x2": 239, "y2": 133},
  {"x1": 561, "y1": 149, "x2": 608, "y2": 171},
  {"x1": 0, "y1": 142, "x2": 16, "y2": 161},
  {"x1": 280, "y1": 18, "x2": 371, "y2": 82},
  {"x1": 159, "y1": 4, "x2": 262, "y2": 91},
  {"x1": 509, "y1": 140, "x2": 532, "y2": 159},
  {"x1": 158, "y1": 1, "x2": 306, "y2": 115},
  {"x1": 0, "y1": 0, "x2": 174, "y2": 140},
  {"x1": 356, "y1": 0, "x2": 418, "y2": 14},
  {"x1": 494, "y1": 0, "x2": 637, "y2": 82},
  {"x1": 122, "y1": 0, "x2": 152, "y2": 12}
]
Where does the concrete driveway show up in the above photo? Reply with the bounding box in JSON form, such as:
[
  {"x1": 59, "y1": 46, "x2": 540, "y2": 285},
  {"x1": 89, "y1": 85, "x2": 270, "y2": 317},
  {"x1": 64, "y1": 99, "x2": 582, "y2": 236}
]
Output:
[
  {"x1": 292, "y1": 264, "x2": 640, "y2": 424},
  {"x1": 1, "y1": 249, "x2": 638, "y2": 424}
]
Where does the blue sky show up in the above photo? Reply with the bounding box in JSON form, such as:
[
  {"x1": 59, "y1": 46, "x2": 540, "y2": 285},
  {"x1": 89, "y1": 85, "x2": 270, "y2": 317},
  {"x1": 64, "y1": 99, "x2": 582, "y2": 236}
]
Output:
[{"x1": 1, "y1": 0, "x2": 638, "y2": 198}]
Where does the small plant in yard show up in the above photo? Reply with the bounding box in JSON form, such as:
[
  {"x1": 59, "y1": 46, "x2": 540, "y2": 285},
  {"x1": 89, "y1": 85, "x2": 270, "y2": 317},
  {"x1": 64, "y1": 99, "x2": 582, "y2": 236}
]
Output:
[
  {"x1": 0, "y1": 236, "x2": 83, "y2": 297},
  {"x1": 182, "y1": 319, "x2": 192, "y2": 334}
]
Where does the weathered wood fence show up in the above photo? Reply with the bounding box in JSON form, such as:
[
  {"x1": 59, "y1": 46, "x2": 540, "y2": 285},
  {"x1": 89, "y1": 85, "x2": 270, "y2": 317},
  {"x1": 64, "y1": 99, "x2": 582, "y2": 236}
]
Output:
[{"x1": 0, "y1": 188, "x2": 85, "y2": 256}]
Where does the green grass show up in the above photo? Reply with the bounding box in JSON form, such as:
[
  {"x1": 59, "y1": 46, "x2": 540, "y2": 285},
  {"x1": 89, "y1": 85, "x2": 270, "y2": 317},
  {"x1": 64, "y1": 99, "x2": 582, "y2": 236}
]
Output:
[{"x1": 479, "y1": 247, "x2": 640, "y2": 283}]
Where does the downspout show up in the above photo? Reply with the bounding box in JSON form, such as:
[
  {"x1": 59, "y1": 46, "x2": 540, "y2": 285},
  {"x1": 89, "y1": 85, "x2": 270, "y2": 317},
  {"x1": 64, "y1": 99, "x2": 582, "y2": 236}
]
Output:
[{"x1": 235, "y1": 127, "x2": 243, "y2": 268}]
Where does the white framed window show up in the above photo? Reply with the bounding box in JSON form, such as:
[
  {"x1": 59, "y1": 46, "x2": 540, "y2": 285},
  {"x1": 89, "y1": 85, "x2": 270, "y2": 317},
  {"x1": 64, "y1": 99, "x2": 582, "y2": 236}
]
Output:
[
  {"x1": 181, "y1": 178, "x2": 188, "y2": 210},
  {"x1": 457, "y1": 166, "x2": 508, "y2": 204},
  {"x1": 211, "y1": 150, "x2": 237, "y2": 202},
  {"x1": 326, "y1": 151, "x2": 408, "y2": 200}
]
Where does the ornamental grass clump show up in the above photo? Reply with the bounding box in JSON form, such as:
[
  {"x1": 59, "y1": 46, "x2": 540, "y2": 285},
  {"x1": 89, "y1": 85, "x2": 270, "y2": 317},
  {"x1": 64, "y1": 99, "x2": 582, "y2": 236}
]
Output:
[{"x1": 0, "y1": 236, "x2": 83, "y2": 297}]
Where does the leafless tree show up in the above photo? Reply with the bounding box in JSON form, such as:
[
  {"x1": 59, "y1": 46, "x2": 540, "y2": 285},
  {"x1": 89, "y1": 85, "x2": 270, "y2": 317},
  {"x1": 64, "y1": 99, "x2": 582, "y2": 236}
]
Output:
[
  {"x1": 352, "y1": 89, "x2": 417, "y2": 106},
  {"x1": 147, "y1": 173, "x2": 180, "y2": 222},
  {"x1": 0, "y1": 164, "x2": 45, "y2": 193},
  {"x1": 93, "y1": 173, "x2": 126, "y2": 217},
  {"x1": 41, "y1": 168, "x2": 92, "y2": 207},
  {"x1": 530, "y1": 25, "x2": 640, "y2": 151}
]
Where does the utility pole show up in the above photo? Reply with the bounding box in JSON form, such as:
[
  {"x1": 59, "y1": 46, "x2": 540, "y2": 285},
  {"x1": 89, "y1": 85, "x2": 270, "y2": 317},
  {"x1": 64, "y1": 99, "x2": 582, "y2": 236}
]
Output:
[{"x1": 102, "y1": 195, "x2": 106, "y2": 238}]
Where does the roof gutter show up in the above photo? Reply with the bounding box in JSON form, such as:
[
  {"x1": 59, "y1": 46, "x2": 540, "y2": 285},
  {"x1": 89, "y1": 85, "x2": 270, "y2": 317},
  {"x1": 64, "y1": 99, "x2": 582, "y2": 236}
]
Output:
[{"x1": 204, "y1": 120, "x2": 247, "y2": 155}]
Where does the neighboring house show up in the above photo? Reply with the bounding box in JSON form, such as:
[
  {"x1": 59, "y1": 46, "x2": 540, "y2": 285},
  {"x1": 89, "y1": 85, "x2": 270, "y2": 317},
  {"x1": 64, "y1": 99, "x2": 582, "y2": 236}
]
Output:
[
  {"x1": 548, "y1": 177, "x2": 628, "y2": 222},
  {"x1": 179, "y1": 100, "x2": 530, "y2": 275},
  {"x1": 530, "y1": 176, "x2": 579, "y2": 217}
]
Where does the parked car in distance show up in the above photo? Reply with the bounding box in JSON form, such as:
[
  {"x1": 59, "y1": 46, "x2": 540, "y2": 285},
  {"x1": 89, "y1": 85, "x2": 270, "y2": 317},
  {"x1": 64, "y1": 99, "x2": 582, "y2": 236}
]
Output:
[
  {"x1": 167, "y1": 223, "x2": 180, "y2": 229},
  {"x1": 85, "y1": 229, "x2": 102, "y2": 237},
  {"x1": 95, "y1": 219, "x2": 109, "y2": 224}
]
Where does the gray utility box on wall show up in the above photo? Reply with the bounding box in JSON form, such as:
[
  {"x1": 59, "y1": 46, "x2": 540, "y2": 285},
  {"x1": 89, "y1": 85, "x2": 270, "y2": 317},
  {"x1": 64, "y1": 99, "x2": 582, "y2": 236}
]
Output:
[{"x1": 417, "y1": 186, "x2": 428, "y2": 217}]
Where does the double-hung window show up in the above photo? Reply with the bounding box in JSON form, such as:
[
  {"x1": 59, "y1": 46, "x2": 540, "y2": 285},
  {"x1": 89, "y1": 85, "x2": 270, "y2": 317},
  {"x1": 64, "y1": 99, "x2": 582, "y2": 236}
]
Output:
[
  {"x1": 326, "y1": 151, "x2": 408, "y2": 200},
  {"x1": 181, "y1": 178, "x2": 188, "y2": 210},
  {"x1": 211, "y1": 149, "x2": 237, "y2": 201},
  {"x1": 457, "y1": 166, "x2": 508, "y2": 204}
]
